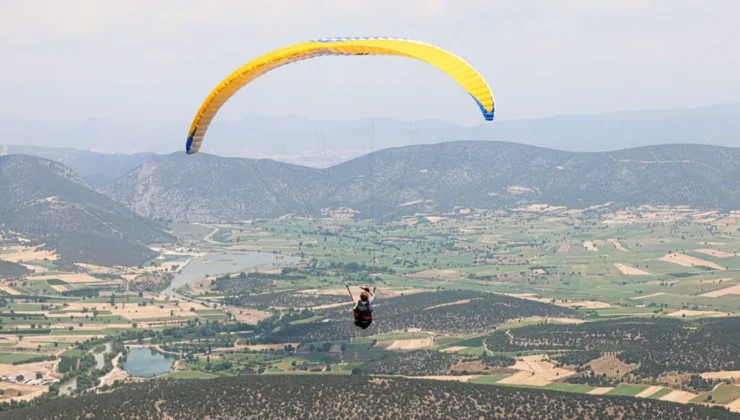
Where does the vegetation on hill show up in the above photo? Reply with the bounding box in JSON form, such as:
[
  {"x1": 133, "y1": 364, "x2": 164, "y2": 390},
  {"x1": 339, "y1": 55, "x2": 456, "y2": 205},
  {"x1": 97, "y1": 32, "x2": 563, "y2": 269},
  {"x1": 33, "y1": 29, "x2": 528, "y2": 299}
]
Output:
[
  {"x1": 486, "y1": 317, "x2": 740, "y2": 378},
  {"x1": 354, "y1": 350, "x2": 463, "y2": 376},
  {"x1": 352, "y1": 350, "x2": 516, "y2": 376},
  {"x1": 213, "y1": 271, "x2": 283, "y2": 295},
  {"x1": 0, "y1": 155, "x2": 173, "y2": 266},
  {"x1": 263, "y1": 291, "x2": 576, "y2": 343},
  {"x1": 2, "y1": 375, "x2": 736, "y2": 419},
  {"x1": 0, "y1": 261, "x2": 29, "y2": 279},
  {"x1": 101, "y1": 142, "x2": 740, "y2": 222}
]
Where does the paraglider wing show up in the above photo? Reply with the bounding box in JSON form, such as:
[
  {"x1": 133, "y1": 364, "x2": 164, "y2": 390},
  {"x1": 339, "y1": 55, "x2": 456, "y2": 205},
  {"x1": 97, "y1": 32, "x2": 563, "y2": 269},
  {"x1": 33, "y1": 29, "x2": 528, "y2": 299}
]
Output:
[{"x1": 186, "y1": 37, "x2": 496, "y2": 154}]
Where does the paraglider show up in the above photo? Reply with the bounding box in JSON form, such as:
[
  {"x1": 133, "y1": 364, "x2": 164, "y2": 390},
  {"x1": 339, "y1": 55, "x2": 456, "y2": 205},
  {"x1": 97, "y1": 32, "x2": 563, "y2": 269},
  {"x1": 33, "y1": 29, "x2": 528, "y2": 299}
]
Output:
[
  {"x1": 347, "y1": 285, "x2": 376, "y2": 329},
  {"x1": 185, "y1": 37, "x2": 496, "y2": 155},
  {"x1": 185, "y1": 37, "x2": 496, "y2": 328}
]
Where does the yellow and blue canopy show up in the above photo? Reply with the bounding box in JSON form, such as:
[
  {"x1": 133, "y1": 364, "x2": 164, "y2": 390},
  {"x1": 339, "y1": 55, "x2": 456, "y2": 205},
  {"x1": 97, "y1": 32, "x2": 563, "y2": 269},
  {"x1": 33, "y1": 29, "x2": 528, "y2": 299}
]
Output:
[{"x1": 186, "y1": 37, "x2": 496, "y2": 154}]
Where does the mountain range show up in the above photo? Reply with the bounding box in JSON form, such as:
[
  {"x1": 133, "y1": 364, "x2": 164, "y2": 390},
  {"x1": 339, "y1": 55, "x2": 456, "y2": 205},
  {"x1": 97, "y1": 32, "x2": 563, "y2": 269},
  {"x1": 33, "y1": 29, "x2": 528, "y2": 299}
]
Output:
[
  {"x1": 0, "y1": 155, "x2": 173, "y2": 266},
  {"x1": 3, "y1": 103, "x2": 740, "y2": 168},
  {"x1": 4, "y1": 145, "x2": 153, "y2": 188},
  {"x1": 99, "y1": 141, "x2": 740, "y2": 223},
  {"x1": 4, "y1": 139, "x2": 740, "y2": 261}
]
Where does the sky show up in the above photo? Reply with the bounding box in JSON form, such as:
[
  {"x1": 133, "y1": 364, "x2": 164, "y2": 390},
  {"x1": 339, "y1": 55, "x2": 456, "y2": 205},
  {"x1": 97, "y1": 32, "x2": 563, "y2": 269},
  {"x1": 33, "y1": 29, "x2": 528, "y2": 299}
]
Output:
[{"x1": 1, "y1": 0, "x2": 739, "y2": 126}]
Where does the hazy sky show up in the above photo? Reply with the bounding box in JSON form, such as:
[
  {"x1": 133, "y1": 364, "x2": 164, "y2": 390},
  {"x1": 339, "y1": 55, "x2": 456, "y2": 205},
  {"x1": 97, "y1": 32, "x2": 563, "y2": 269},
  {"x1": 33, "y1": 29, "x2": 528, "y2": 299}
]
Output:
[{"x1": 2, "y1": 0, "x2": 738, "y2": 126}]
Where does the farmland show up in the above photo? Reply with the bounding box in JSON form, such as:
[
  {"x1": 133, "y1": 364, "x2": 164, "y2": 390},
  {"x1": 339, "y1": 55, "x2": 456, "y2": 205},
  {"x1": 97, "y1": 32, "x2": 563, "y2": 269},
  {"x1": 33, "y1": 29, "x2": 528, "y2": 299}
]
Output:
[{"x1": 3, "y1": 205, "x2": 740, "y2": 414}]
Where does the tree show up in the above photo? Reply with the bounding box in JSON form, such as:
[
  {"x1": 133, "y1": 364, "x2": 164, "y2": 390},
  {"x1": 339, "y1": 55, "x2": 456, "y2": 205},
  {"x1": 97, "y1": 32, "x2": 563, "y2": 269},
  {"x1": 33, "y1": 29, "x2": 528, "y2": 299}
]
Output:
[{"x1": 36, "y1": 372, "x2": 43, "y2": 379}]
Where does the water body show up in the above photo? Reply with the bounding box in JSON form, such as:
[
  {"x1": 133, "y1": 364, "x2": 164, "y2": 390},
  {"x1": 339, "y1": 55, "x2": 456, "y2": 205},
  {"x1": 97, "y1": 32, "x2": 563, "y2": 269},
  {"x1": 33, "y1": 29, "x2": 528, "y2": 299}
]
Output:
[
  {"x1": 59, "y1": 342, "x2": 112, "y2": 396},
  {"x1": 58, "y1": 377, "x2": 77, "y2": 397},
  {"x1": 92, "y1": 342, "x2": 112, "y2": 370},
  {"x1": 163, "y1": 251, "x2": 300, "y2": 301},
  {"x1": 122, "y1": 348, "x2": 178, "y2": 377}
]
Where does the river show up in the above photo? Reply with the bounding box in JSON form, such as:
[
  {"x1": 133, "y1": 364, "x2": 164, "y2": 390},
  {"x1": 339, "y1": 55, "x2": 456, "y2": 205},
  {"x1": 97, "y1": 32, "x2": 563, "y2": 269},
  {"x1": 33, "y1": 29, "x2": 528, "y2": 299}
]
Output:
[
  {"x1": 162, "y1": 251, "x2": 301, "y2": 301},
  {"x1": 59, "y1": 251, "x2": 298, "y2": 394},
  {"x1": 58, "y1": 342, "x2": 112, "y2": 396}
]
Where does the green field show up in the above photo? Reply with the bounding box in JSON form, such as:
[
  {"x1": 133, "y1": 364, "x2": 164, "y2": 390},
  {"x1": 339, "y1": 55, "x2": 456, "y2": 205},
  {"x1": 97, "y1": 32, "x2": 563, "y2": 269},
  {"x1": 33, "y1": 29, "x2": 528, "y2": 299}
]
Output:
[
  {"x1": 545, "y1": 383, "x2": 596, "y2": 393},
  {"x1": 606, "y1": 384, "x2": 650, "y2": 397},
  {"x1": 646, "y1": 387, "x2": 674, "y2": 400},
  {"x1": 164, "y1": 371, "x2": 218, "y2": 380},
  {"x1": 46, "y1": 279, "x2": 68, "y2": 286},
  {"x1": 692, "y1": 385, "x2": 740, "y2": 404},
  {"x1": 457, "y1": 347, "x2": 486, "y2": 356},
  {"x1": 289, "y1": 315, "x2": 324, "y2": 325},
  {"x1": 469, "y1": 375, "x2": 509, "y2": 385},
  {"x1": 0, "y1": 353, "x2": 44, "y2": 364},
  {"x1": 61, "y1": 349, "x2": 86, "y2": 357},
  {"x1": 5, "y1": 303, "x2": 46, "y2": 312}
]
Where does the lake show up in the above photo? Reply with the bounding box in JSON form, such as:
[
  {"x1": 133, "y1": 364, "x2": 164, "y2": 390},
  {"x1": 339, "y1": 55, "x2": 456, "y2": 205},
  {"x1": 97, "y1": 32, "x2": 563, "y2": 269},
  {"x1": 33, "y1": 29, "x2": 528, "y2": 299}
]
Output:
[{"x1": 122, "y1": 348, "x2": 179, "y2": 377}]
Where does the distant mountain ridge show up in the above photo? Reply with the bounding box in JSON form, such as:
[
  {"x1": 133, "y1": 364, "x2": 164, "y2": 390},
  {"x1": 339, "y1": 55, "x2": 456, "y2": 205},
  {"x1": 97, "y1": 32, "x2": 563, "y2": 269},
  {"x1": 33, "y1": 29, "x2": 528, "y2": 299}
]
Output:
[
  {"x1": 100, "y1": 141, "x2": 740, "y2": 223},
  {"x1": 0, "y1": 155, "x2": 174, "y2": 266},
  {"x1": 4, "y1": 145, "x2": 153, "y2": 188},
  {"x1": 3, "y1": 102, "x2": 740, "y2": 167}
]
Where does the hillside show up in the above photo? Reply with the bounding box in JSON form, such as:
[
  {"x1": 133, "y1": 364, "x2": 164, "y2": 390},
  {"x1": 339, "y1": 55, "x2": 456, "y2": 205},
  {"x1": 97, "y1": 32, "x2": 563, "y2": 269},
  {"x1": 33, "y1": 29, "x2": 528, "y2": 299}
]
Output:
[
  {"x1": 0, "y1": 261, "x2": 29, "y2": 279},
  {"x1": 5, "y1": 145, "x2": 153, "y2": 188},
  {"x1": 100, "y1": 152, "x2": 323, "y2": 222},
  {"x1": 2, "y1": 375, "x2": 736, "y2": 420},
  {"x1": 101, "y1": 142, "x2": 740, "y2": 222},
  {"x1": 487, "y1": 317, "x2": 740, "y2": 380},
  {"x1": 256, "y1": 291, "x2": 577, "y2": 343},
  {"x1": 0, "y1": 155, "x2": 174, "y2": 266}
]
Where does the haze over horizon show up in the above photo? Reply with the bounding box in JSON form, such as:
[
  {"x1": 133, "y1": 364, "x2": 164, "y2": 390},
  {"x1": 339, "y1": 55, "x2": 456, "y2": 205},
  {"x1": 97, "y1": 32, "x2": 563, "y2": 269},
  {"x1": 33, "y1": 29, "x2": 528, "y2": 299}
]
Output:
[
  {"x1": 3, "y1": 1, "x2": 740, "y2": 164},
  {"x1": 4, "y1": 102, "x2": 740, "y2": 167}
]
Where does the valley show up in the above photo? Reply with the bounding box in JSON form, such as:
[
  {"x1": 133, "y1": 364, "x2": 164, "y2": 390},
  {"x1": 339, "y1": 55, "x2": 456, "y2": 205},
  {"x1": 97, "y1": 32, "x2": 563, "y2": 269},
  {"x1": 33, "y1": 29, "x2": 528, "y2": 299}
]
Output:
[
  {"x1": 4, "y1": 3, "x2": 739, "y2": 417},
  {"x1": 3, "y1": 201, "x2": 740, "y2": 417}
]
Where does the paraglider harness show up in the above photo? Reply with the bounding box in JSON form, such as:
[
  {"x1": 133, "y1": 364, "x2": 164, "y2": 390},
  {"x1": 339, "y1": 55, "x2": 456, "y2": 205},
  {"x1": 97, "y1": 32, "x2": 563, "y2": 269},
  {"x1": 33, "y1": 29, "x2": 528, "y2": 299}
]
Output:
[
  {"x1": 354, "y1": 299, "x2": 373, "y2": 328},
  {"x1": 348, "y1": 285, "x2": 374, "y2": 329}
]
